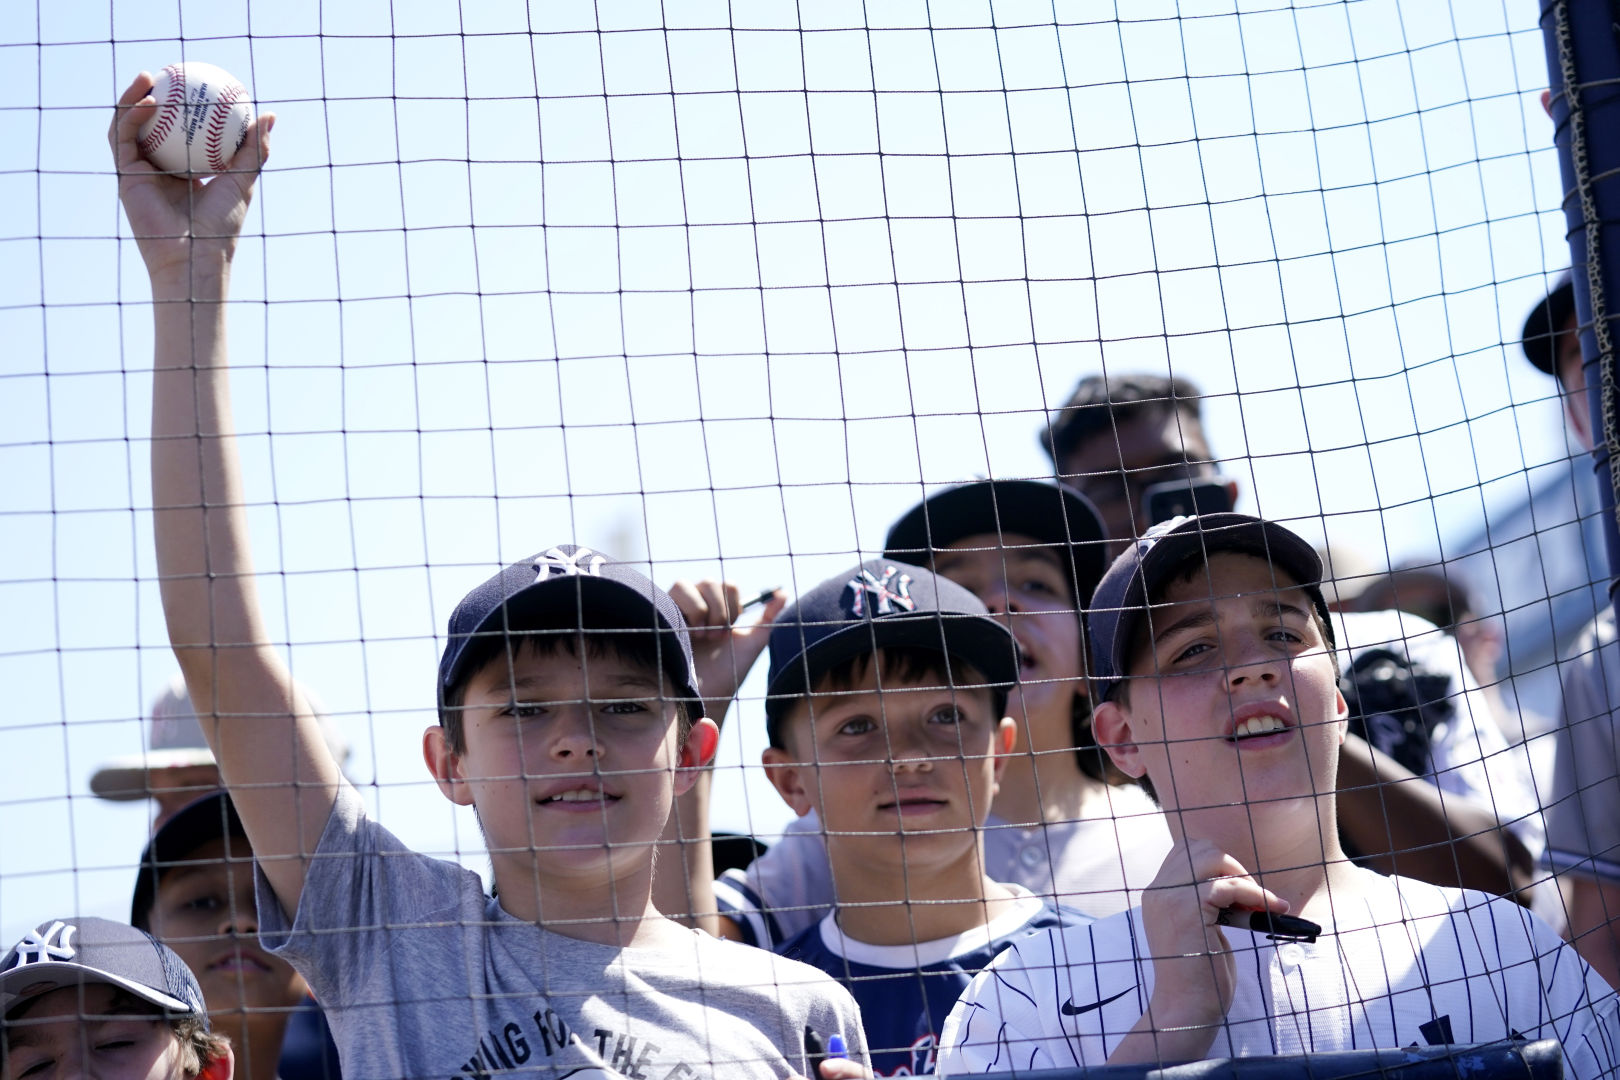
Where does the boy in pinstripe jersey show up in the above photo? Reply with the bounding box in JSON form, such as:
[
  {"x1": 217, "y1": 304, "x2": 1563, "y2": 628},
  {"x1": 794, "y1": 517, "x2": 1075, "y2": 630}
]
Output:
[{"x1": 938, "y1": 514, "x2": 1619, "y2": 1078}]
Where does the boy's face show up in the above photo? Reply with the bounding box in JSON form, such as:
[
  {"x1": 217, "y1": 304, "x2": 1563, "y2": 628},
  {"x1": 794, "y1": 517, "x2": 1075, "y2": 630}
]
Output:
[
  {"x1": 932, "y1": 533, "x2": 1083, "y2": 740},
  {"x1": 145, "y1": 837, "x2": 309, "y2": 1020},
  {"x1": 763, "y1": 659, "x2": 1015, "y2": 872},
  {"x1": 1094, "y1": 552, "x2": 1347, "y2": 820},
  {"x1": 2, "y1": 984, "x2": 188, "y2": 1080},
  {"x1": 433, "y1": 644, "x2": 709, "y2": 885}
]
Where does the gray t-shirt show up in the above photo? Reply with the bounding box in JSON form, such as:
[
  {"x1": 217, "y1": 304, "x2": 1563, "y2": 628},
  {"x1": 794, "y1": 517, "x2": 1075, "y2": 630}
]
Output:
[
  {"x1": 1546, "y1": 608, "x2": 1620, "y2": 883},
  {"x1": 258, "y1": 786, "x2": 868, "y2": 1080}
]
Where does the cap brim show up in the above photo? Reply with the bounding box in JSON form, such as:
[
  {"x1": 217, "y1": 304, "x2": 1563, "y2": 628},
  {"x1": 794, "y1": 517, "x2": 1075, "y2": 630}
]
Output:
[
  {"x1": 0, "y1": 963, "x2": 194, "y2": 1017},
  {"x1": 131, "y1": 793, "x2": 246, "y2": 928},
  {"x1": 444, "y1": 574, "x2": 698, "y2": 700},
  {"x1": 766, "y1": 611, "x2": 1019, "y2": 712},
  {"x1": 884, "y1": 480, "x2": 1109, "y2": 599},
  {"x1": 90, "y1": 750, "x2": 219, "y2": 801}
]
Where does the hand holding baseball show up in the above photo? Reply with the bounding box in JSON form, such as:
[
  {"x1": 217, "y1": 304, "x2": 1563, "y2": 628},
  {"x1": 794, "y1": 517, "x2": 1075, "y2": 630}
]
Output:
[
  {"x1": 137, "y1": 62, "x2": 255, "y2": 176},
  {"x1": 110, "y1": 70, "x2": 275, "y2": 281}
]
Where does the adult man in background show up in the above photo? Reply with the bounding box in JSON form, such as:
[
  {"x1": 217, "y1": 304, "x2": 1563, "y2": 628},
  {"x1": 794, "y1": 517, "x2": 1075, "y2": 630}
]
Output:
[
  {"x1": 1528, "y1": 271, "x2": 1620, "y2": 987},
  {"x1": 1041, "y1": 373, "x2": 1238, "y2": 557}
]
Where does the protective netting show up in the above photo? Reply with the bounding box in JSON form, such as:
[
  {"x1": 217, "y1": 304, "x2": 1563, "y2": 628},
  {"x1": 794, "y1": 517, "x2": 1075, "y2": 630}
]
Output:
[{"x1": 1, "y1": 2, "x2": 1613, "y2": 1078}]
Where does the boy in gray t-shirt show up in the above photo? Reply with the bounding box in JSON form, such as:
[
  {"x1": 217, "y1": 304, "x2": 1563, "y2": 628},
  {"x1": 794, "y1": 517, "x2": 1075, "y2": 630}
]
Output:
[{"x1": 112, "y1": 73, "x2": 867, "y2": 1080}]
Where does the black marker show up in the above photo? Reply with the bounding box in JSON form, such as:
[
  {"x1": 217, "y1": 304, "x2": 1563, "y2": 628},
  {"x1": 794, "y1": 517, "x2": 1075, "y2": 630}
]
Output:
[
  {"x1": 740, "y1": 586, "x2": 782, "y2": 613},
  {"x1": 1217, "y1": 908, "x2": 1321, "y2": 944},
  {"x1": 804, "y1": 1026, "x2": 827, "y2": 1074}
]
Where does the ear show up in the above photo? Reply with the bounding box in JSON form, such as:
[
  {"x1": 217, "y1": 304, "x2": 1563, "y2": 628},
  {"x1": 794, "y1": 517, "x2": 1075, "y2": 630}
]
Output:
[
  {"x1": 989, "y1": 716, "x2": 1017, "y2": 785},
  {"x1": 196, "y1": 1043, "x2": 235, "y2": 1080},
  {"x1": 1565, "y1": 391, "x2": 1594, "y2": 450},
  {"x1": 1090, "y1": 699, "x2": 1148, "y2": 781},
  {"x1": 673, "y1": 717, "x2": 721, "y2": 795},
  {"x1": 1332, "y1": 687, "x2": 1350, "y2": 745},
  {"x1": 1223, "y1": 478, "x2": 1241, "y2": 511},
  {"x1": 423, "y1": 725, "x2": 475, "y2": 807},
  {"x1": 762, "y1": 746, "x2": 818, "y2": 818}
]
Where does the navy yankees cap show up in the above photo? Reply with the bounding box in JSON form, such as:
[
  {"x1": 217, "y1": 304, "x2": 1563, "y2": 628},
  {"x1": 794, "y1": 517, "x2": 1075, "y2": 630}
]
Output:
[
  {"x1": 883, "y1": 479, "x2": 1110, "y2": 605},
  {"x1": 1521, "y1": 270, "x2": 1575, "y2": 377},
  {"x1": 438, "y1": 545, "x2": 700, "y2": 704},
  {"x1": 764, "y1": 559, "x2": 1018, "y2": 744},
  {"x1": 1088, "y1": 514, "x2": 1332, "y2": 701},
  {"x1": 130, "y1": 792, "x2": 247, "y2": 931},
  {"x1": 1, "y1": 917, "x2": 207, "y2": 1023}
]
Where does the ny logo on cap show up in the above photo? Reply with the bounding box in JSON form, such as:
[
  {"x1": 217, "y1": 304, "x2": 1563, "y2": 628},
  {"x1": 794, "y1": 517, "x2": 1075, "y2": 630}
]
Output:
[
  {"x1": 1135, "y1": 515, "x2": 1194, "y2": 557},
  {"x1": 534, "y1": 547, "x2": 606, "y2": 580},
  {"x1": 845, "y1": 566, "x2": 916, "y2": 618},
  {"x1": 8, "y1": 922, "x2": 76, "y2": 969}
]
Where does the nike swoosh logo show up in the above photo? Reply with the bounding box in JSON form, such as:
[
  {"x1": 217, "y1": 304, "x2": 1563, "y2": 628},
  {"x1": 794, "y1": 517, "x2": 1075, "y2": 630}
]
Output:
[{"x1": 1060, "y1": 986, "x2": 1133, "y2": 1016}]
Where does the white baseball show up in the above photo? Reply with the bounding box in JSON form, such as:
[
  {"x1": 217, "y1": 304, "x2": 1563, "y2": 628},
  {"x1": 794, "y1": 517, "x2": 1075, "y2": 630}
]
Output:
[{"x1": 136, "y1": 62, "x2": 255, "y2": 176}]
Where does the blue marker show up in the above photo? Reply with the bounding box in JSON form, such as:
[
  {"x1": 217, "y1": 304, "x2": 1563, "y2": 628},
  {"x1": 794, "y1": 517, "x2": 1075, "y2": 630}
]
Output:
[{"x1": 826, "y1": 1034, "x2": 848, "y2": 1061}]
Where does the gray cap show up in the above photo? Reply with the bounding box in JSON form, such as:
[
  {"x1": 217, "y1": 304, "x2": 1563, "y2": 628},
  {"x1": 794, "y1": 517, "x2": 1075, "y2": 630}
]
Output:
[{"x1": 90, "y1": 674, "x2": 349, "y2": 801}]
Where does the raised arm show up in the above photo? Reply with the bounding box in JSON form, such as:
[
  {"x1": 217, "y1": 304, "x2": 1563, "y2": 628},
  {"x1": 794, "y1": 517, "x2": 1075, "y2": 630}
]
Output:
[
  {"x1": 1336, "y1": 733, "x2": 1533, "y2": 898},
  {"x1": 114, "y1": 72, "x2": 341, "y2": 917},
  {"x1": 657, "y1": 580, "x2": 784, "y2": 933}
]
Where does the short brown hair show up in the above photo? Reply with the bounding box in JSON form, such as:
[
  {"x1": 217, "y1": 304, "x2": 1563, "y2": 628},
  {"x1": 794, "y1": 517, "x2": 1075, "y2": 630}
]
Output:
[{"x1": 1041, "y1": 373, "x2": 1207, "y2": 468}]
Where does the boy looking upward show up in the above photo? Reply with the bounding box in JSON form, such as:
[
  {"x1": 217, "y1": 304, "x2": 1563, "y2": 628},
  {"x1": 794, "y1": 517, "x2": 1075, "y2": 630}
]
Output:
[
  {"x1": 1043, "y1": 372, "x2": 1538, "y2": 899},
  {"x1": 760, "y1": 560, "x2": 1086, "y2": 1075},
  {"x1": 112, "y1": 72, "x2": 866, "y2": 1080},
  {"x1": 937, "y1": 515, "x2": 1618, "y2": 1077},
  {"x1": 1, "y1": 917, "x2": 232, "y2": 1080}
]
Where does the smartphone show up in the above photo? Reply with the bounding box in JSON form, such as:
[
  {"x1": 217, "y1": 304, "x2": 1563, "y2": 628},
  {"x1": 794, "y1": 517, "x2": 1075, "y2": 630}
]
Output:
[{"x1": 1143, "y1": 477, "x2": 1233, "y2": 524}]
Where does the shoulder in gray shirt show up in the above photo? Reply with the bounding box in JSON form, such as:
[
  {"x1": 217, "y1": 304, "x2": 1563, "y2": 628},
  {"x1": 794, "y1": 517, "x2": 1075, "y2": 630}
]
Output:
[{"x1": 257, "y1": 786, "x2": 868, "y2": 1080}]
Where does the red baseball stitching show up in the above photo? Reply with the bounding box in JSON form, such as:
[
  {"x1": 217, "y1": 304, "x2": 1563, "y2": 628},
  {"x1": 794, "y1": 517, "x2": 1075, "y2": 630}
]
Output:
[
  {"x1": 137, "y1": 64, "x2": 188, "y2": 159},
  {"x1": 204, "y1": 81, "x2": 248, "y2": 172}
]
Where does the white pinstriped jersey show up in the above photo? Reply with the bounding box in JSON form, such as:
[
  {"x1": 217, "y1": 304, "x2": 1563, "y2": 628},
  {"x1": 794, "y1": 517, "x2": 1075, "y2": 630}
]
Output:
[
  {"x1": 716, "y1": 788, "x2": 1171, "y2": 948},
  {"x1": 936, "y1": 870, "x2": 1619, "y2": 1080}
]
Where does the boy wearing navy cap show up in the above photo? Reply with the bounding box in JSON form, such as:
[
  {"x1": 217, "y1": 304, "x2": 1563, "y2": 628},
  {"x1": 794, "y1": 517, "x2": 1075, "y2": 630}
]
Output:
[
  {"x1": 113, "y1": 76, "x2": 866, "y2": 1080},
  {"x1": 132, "y1": 792, "x2": 338, "y2": 1080},
  {"x1": 755, "y1": 559, "x2": 1087, "y2": 1076},
  {"x1": 938, "y1": 515, "x2": 1619, "y2": 1077},
  {"x1": 1, "y1": 917, "x2": 231, "y2": 1080},
  {"x1": 715, "y1": 480, "x2": 1169, "y2": 948}
]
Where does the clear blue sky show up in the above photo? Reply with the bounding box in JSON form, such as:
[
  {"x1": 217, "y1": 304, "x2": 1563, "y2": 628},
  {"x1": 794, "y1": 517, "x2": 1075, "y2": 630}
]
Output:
[{"x1": 0, "y1": 0, "x2": 1579, "y2": 943}]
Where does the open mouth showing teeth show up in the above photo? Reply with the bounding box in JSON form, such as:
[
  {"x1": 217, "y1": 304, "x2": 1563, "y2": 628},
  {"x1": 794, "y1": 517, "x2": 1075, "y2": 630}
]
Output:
[
  {"x1": 543, "y1": 790, "x2": 612, "y2": 804},
  {"x1": 1230, "y1": 715, "x2": 1288, "y2": 740}
]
